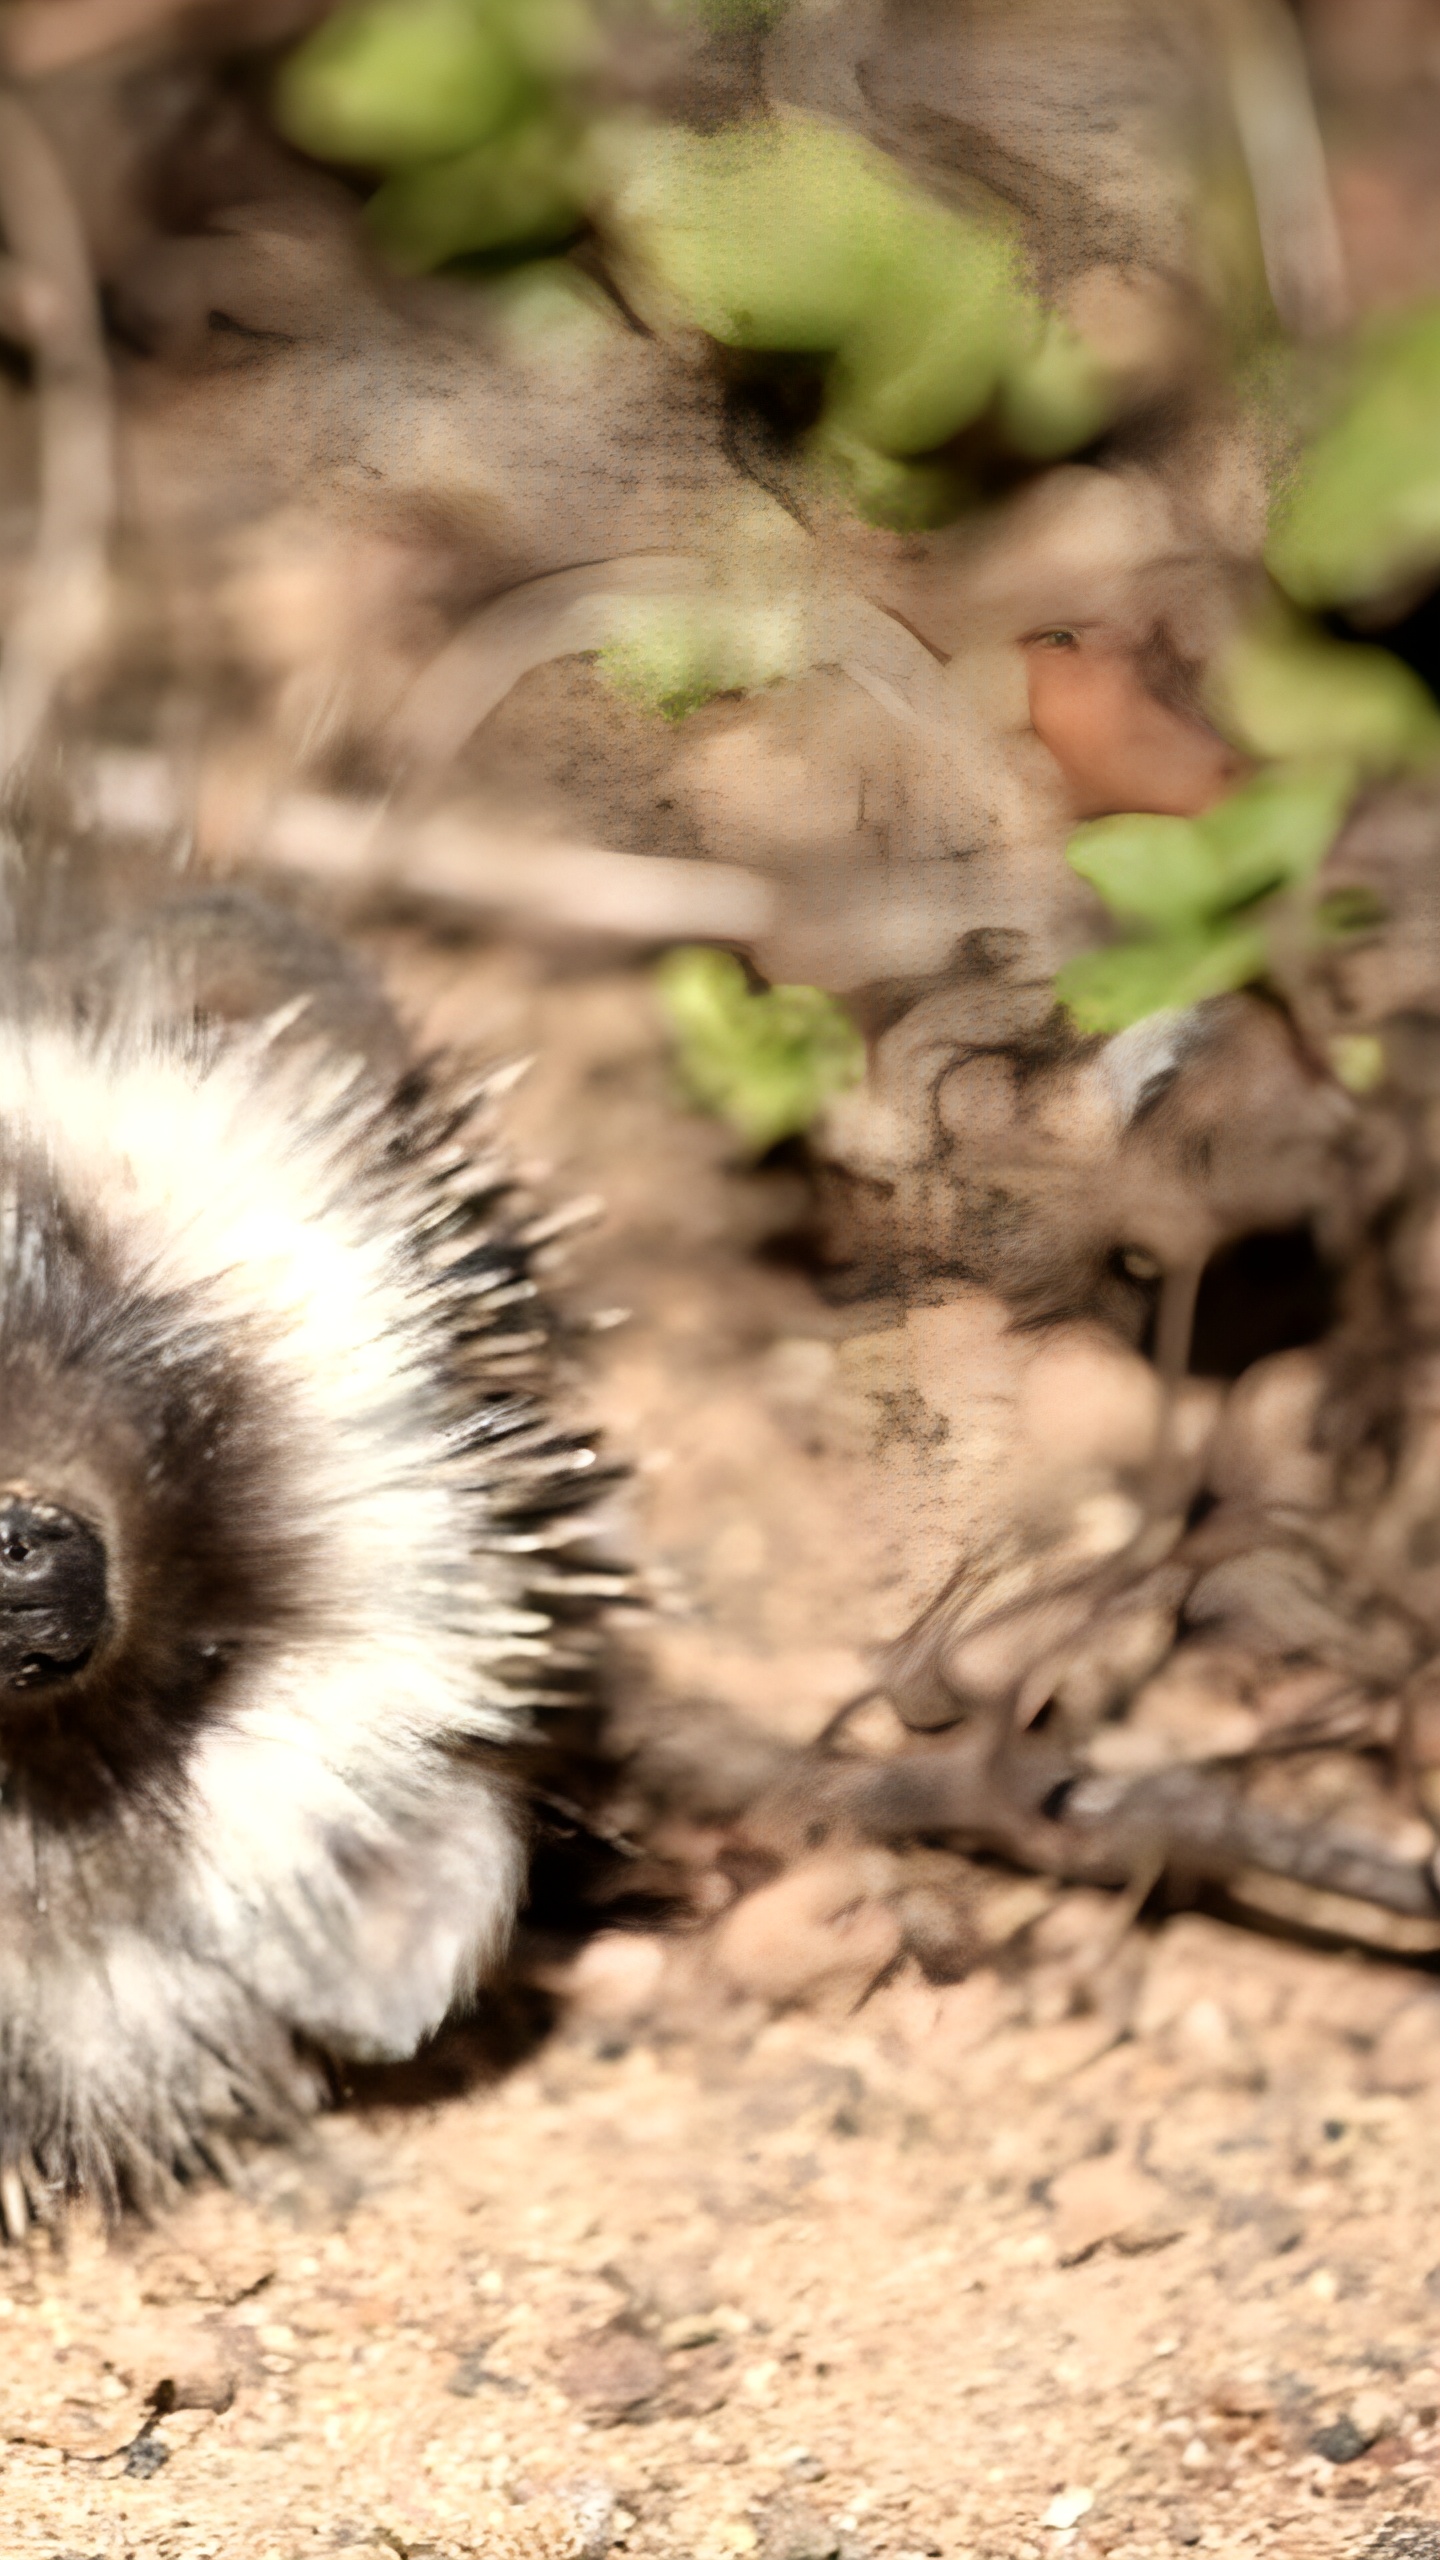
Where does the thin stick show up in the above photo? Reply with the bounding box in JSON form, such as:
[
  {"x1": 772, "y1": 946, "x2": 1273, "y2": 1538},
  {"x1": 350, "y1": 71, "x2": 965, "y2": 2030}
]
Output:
[
  {"x1": 1153, "y1": 1257, "x2": 1202, "y2": 1393},
  {"x1": 259, "y1": 791, "x2": 776, "y2": 944},
  {"x1": 0, "y1": 86, "x2": 114, "y2": 808},
  {"x1": 1214, "y1": 0, "x2": 1350, "y2": 342}
]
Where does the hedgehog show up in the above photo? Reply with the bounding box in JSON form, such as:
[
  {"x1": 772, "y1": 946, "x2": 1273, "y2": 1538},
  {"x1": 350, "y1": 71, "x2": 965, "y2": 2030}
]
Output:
[{"x1": 0, "y1": 869, "x2": 615, "y2": 2228}]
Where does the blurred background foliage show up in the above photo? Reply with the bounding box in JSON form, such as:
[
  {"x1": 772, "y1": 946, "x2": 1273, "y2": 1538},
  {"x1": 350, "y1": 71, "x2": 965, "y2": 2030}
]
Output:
[{"x1": 272, "y1": 0, "x2": 1440, "y2": 1103}]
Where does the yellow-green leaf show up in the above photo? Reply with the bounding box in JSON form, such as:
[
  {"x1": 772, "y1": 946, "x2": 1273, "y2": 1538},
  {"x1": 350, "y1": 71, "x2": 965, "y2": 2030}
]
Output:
[
  {"x1": 1267, "y1": 304, "x2": 1440, "y2": 609},
  {"x1": 656, "y1": 947, "x2": 864, "y2": 1150},
  {"x1": 276, "y1": 0, "x2": 532, "y2": 169},
  {"x1": 367, "y1": 114, "x2": 585, "y2": 268},
  {"x1": 1211, "y1": 603, "x2": 1440, "y2": 770},
  {"x1": 1055, "y1": 921, "x2": 1269, "y2": 1035},
  {"x1": 1066, "y1": 811, "x2": 1225, "y2": 930},
  {"x1": 1194, "y1": 759, "x2": 1357, "y2": 904}
]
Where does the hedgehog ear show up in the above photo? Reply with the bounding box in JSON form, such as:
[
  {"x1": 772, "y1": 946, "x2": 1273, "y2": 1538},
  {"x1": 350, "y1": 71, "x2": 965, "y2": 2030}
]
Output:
[{"x1": 0, "y1": 1496, "x2": 109, "y2": 1692}]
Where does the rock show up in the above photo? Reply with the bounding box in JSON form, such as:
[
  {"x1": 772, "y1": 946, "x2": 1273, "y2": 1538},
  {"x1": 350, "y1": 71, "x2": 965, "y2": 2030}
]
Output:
[
  {"x1": 1104, "y1": 1652, "x2": 1261, "y2": 1773},
  {"x1": 1206, "y1": 1349, "x2": 1335, "y2": 1513},
  {"x1": 122, "y1": 2433, "x2": 171, "y2": 2479},
  {"x1": 1048, "y1": 2155, "x2": 1184, "y2": 2263},
  {"x1": 1168, "y1": 1995, "x2": 1265, "y2": 2090},
  {"x1": 1351, "y1": 2389, "x2": 1399, "y2": 2446},
  {"x1": 752, "y1": 2492, "x2": 842, "y2": 2560},
  {"x1": 611, "y1": 2247, "x2": 717, "y2": 2326},
  {"x1": 564, "y1": 1933, "x2": 670, "y2": 2026},
  {"x1": 558, "y1": 2323, "x2": 667, "y2": 2424},
  {"x1": 555, "y1": 2476, "x2": 621, "y2": 2560},
  {"x1": 446, "y1": 2349, "x2": 526, "y2": 2398},
  {"x1": 1041, "y1": 2488, "x2": 1094, "y2": 2530},
  {"x1": 663, "y1": 2342, "x2": 734, "y2": 2417},
  {"x1": 106, "y1": 2318, "x2": 238, "y2": 2416},
  {"x1": 710, "y1": 1851, "x2": 904, "y2": 2011},
  {"x1": 901, "y1": 1966, "x2": 1014, "y2": 2068},
  {"x1": 1312, "y1": 2414, "x2": 1375, "y2": 2464},
  {"x1": 1011, "y1": 1327, "x2": 1166, "y2": 1509},
  {"x1": 1209, "y1": 2370, "x2": 1275, "y2": 2419},
  {"x1": 1365, "y1": 1998, "x2": 1440, "y2": 2095}
]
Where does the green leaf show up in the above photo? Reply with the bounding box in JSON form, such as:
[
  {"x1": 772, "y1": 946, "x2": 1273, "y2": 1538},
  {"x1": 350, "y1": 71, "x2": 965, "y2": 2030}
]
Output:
[
  {"x1": 604, "y1": 110, "x2": 1084, "y2": 501},
  {"x1": 1066, "y1": 811, "x2": 1227, "y2": 929},
  {"x1": 276, "y1": 0, "x2": 533, "y2": 169},
  {"x1": 993, "y1": 310, "x2": 1118, "y2": 461},
  {"x1": 367, "y1": 114, "x2": 585, "y2": 268},
  {"x1": 827, "y1": 203, "x2": 1033, "y2": 458},
  {"x1": 604, "y1": 116, "x2": 904, "y2": 353},
  {"x1": 1066, "y1": 763, "x2": 1356, "y2": 940},
  {"x1": 1210, "y1": 604, "x2": 1440, "y2": 770},
  {"x1": 1054, "y1": 922, "x2": 1269, "y2": 1035},
  {"x1": 500, "y1": 0, "x2": 602, "y2": 79},
  {"x1": 594, "y1": 595, "x2": 808, "y2": 720},
  {"x1": 656, "y1": 948, "x2": 865, "y2": 1150},
  {"x1": 1267, "y1": 304, "x2": 1440, "y2": 609},
  {"x1": 1194, "y1": 759, "x2": 1357, "y2": 904},
  {"x1": 809, "y1": 423, "x2": 970, "y2": 531}
]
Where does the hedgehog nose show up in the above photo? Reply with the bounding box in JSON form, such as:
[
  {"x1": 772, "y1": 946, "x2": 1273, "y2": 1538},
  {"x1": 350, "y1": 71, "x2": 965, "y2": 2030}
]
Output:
[{"x1": 0, "y1": 1497, "x2": 109, "y2": 1692}]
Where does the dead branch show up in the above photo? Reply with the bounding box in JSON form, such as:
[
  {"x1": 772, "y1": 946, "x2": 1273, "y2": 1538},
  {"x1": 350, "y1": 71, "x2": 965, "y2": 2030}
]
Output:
[
  {"x1": 825, "y1": 1729, "x2": 1440, "y2": 1929},
  {"x1": 1212, "y1": 0, "x2": 1350, "y2": 339},
  {"x1": 256, "y1": 791, "x2": 776, "y2": 945}
]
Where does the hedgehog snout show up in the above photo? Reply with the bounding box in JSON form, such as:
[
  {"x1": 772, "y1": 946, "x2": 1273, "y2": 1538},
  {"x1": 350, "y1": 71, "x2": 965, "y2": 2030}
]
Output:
[{"x1": 0, "y1": 1495, "x2": 109, "y2": 1693}]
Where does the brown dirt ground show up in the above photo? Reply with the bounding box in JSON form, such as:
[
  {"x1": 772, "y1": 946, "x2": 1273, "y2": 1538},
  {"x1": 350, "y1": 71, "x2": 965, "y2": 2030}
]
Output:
[{"x1": 6, "y1": 926, "x2": 1440, "y2": 2560}]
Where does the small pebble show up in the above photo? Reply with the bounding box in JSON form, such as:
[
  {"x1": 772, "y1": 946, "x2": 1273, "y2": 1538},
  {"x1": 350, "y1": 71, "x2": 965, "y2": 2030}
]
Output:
[
  {"x1": 558, "y1": 2475, "x2": 619, "y2": 2559},
  {"x1": 122, "y1": 2435, "x2": 170, "y2": 2480},
  {"x1": 752, "y1": 2489, "x2": 840, "y2": 2559},
  {"x1": 1042, "y1": 2489, "x2": 1094, "y2": 2530},
  {"x1": 1312, "y1": 2414, "x2": 1372, "y2": 2465},
  {"x1": 446, "y1": 2350, "x2": 526, "y2": 2398},
  {"x1": 565, "y1": 1934, "x2": 669, "y2": 2026},
  {"x1": 783, "y1": 2450, "x2": 828, "y2": 2482},
  {"x1": 1352, "y1": 2388, "x2": 1398, "y2": 2444},
  {"x1": 559, "y1": 2323, "x2": 666, "y2": 2423}
]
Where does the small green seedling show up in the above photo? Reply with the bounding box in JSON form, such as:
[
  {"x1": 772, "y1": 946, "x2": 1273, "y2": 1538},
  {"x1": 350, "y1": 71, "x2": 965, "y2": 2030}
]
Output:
[
  {"x1": 605, "y1": 111, "x2": 1117, "y2": 529},
  {"x1": 1056, "y1": 760, "x2": 1358, "y2": 1035},
  {"x1": 275, "y1": 0, "x2": 593, "y2": 266},
  {"x1": 594, "y1": 596, "x2": 807, "y2": 723},
  {"x1": 656, "y1": 947, "x2": 865, "y2": 1152}
]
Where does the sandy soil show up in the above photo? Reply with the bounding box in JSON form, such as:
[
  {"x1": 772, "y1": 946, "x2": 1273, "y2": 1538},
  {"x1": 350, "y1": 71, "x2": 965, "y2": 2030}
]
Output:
[
  {"x1": 6, "y1": 926, "x2": 1440, "y2": 2560},
  {"x1": 7, "y1": 1913, "x2": 1440, "y2": 2560}
]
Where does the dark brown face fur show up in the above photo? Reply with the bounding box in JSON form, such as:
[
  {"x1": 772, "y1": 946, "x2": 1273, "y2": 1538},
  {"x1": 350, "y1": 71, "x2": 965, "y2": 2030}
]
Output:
[{"x1": 0, "y1": 1146, "x2": 307, "y2": 1823}]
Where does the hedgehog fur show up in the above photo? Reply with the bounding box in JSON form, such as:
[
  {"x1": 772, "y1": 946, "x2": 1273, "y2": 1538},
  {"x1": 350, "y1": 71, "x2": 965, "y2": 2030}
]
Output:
[{"x1": 0, "y1": 879, "x2": 610, "y2": 2223}]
